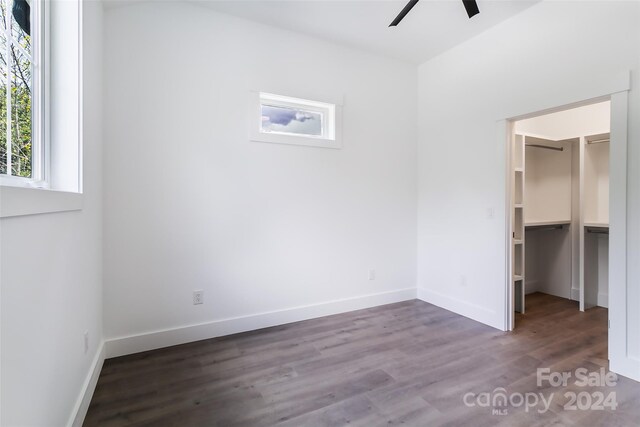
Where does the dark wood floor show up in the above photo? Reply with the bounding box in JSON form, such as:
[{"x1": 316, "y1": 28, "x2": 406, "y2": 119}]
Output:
[{"x1": 85, "y1": 293, "x2": 640, "y2": 426}]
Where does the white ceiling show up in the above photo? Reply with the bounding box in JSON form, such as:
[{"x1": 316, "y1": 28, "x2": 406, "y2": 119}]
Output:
[{"x1": 196, "y1": 0, "x2": 540, "y2": 64}]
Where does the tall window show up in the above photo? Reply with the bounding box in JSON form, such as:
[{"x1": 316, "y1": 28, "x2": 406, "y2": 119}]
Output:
[{"x1": 0, "y1": 0, "x2": 44, "y2": 183}]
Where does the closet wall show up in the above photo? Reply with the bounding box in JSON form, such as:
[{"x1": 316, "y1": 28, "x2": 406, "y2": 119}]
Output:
[
  {"x1": 585, "y1": 138, "x2": 610, "y2": 226},
  {"x1": 524, "y1": 139, "x2": 573, "y2": 224},
  {"x1": 516, "y1": 102, "x2": 610, "y2": 140},
  {"x1": 525, "y1": 226, "x2": 572, "y2": 298},
  {"x1": 522, "y1": 138, "x2": 573, "y2": 298},
  {"x1": 584, "y1": 135, "x2": 611, "y2": 307}
]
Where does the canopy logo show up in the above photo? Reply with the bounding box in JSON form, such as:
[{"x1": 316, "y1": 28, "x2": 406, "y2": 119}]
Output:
[
  {"x1": 462, "y1": 367, "x2": 618, "y2": 415},
  {"x1": 463, "y1": 388, "x2": 553, "y2": 415}
]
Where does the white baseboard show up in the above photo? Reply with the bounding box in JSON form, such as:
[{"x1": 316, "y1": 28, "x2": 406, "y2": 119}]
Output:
[
  {"x1": 598, "y1": 292, "x2": 609, "y2": 308},
  {"x1": 525, "y1": 279, "x2": 540, "y2": 294},
  {"x1": 610, "y1": 355, "x2": 640, "y2": 383},
  {"x1": 536, "y1": 287, "x2": 571, "y2": 300},
  {"x1": 105, "y1": 287, "x2": 416, "y2": 358},
  {"x1": 416, "y1": 287, "x2": 501, "y2": 330},
  {"x1": 570, "y1": 288, "x2": 609, "y2": 308},
  {"x1": 67, "y1": 340, "x2": 105, "y2": 427}
]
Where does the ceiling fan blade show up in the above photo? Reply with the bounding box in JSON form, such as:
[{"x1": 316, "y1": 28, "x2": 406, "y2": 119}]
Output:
[
  {"x1": 389, "y1": 0, "x2": 420, "y2": 27},
  {"x1": 462, "y1": 0, "x2": 480, "y2": 19}
]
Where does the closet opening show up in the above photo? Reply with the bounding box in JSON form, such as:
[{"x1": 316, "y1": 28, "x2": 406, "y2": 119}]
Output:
[{"x1": 507, "y1": 100, "x2": 611, "y2": 330}]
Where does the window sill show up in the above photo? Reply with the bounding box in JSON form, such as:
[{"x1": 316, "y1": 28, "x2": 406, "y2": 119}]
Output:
[
  {"x1": 250, "y1": 132, "x2": 342, "y2": 149},
  {"x1": 0, "y1": 186, "x2": 82, "y2": 218}
]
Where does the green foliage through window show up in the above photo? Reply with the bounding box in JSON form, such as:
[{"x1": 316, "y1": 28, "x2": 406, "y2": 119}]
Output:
[{"x1": 0, "y1": 0, "x2": 32, "y2": 178}]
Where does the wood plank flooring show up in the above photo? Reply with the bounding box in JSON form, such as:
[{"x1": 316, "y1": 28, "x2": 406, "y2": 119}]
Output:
[{"x1": 84, "y1": 293, "x2": 640, "y2": 426}]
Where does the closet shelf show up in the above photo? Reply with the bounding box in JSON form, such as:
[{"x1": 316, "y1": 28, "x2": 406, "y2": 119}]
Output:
[
  {"x1": 514, "y1": 204, "x2": 524, "y2": 209},
  {"x1": 513, "y1": 275, "x2": 524, "y2": 281},
  {"x1": 525, "y1": 220, "x2": 571, "y2": 228},
  {"x1": 514, "y1": 239, "x2": 523, "y2": 245},
  {"x1": 584, "y1": 222, "x2": 609, "y2": 228}
]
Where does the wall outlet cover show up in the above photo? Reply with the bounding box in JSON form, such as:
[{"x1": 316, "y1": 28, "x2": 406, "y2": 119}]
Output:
[{"x1": 193, "y1": 290, "x2": 204, "y2": 305}]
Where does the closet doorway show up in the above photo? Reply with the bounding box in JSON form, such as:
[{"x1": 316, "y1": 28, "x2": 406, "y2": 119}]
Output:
[{"x1": 506, "y1": 100, "x2": 612, "y2": 329}]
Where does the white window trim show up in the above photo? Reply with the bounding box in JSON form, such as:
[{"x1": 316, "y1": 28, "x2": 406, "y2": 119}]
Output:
[
  {"x1": 249, "y1": 91, "x2": 343, "y2": 149},
  {"x1": 0, "y1": 185, "x2": 81, "y2": 218}
]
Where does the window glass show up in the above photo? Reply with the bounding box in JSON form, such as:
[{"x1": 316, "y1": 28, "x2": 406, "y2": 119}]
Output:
[
  {"x1": 0, "y1": 0, "x2": 32, "y2": 178},
  {"x1": 261, "y1": 104, "x2": 323, "y2": 137}
]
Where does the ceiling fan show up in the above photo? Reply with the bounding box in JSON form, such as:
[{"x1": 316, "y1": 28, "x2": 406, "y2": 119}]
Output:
[{"x1": 389, "y1": 0, "x2": 480, "y2": 27}]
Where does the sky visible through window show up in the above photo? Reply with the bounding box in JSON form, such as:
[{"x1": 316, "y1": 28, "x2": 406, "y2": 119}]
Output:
[{"x1": 261, "y1": 104, "x2": 322, "y2": 137}]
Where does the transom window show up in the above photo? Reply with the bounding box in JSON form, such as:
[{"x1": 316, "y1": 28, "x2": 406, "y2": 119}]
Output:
[
  {"x1": 259, "y1": 93, "x2": 334, "y2": 139},
  {"x1": 261, "y1": 102, "x2": 324, "y2": 138},
  {"x1": 251, "y1": 92, "x2": 341, "y2": 149}
]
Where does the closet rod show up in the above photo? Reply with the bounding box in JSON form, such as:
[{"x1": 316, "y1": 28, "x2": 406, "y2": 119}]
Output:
[
  {"x1": 525, "y1": 144, "x2": 564, "y2": 152},
  {"x1": 587, "y1": 138, "x2": 610, "y2": 145},
  {"x1": 587, "y1": 229, "x2": 609, "y2": 235},
  {"x1": 527, "y1": 225, "x2": 564, "y2": 232}
]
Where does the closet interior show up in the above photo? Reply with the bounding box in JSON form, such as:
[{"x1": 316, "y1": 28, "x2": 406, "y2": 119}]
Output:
[{"x1": 510, "y1": 102, "x2": 610, "y2": 323}]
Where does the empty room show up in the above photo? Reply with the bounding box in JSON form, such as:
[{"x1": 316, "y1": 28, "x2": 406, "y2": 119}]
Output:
[{"x1": 1, "y1": 0, "x2": 639, "y2": 426}]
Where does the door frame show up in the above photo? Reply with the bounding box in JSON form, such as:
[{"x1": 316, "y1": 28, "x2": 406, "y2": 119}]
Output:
[{"x1": 499, "y1": 73, "x2": 631, "y2": 379}]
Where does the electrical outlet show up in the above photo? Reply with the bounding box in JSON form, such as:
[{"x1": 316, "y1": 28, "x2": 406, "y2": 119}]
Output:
[
  {"x1": 368, "y1": 269, "x2": 375, "y2": 281},
  {"x1": 193, "y1": 290, "x2": 204, "y2": 305},
  {"x1": 84, "y1": 331, "x2": 89, "y2": 354},
  {"x1": 460, "y1": 275, "x2": 467, "y2": 287}
]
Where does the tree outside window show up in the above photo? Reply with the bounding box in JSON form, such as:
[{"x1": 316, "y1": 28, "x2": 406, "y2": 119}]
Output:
[{"x1": 0, "y1": 0, "x2": 32, "y2": 178}]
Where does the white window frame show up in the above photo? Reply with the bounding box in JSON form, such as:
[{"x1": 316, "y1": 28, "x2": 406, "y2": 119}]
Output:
[
  {"x1": 249, "y1": 91, "x2": 342, "y2": 149},
  {"x1": 0, "y1": 0, "x2": 83, "y2": 218},
  {"x1": 0, "y1": 0, "x2": 49, "y2": 189}
]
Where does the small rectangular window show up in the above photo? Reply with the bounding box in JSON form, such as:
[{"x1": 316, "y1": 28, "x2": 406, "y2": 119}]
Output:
[
  {"x1": 250, "y1": 92, "x2": 341, "y2": 149},
  {"x1": 261, "y1": 104, "x2": 323, "y2": 137}
]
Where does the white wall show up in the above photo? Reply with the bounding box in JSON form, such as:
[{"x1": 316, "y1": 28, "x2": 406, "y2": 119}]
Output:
[
  {"x1": 597, "y1": 235, "x2": 609, "y2": 308},
  {"x1": 417, "y1": 0, "x2": 639, "y2": 378},
  {"x1": 515, "y1": 101, "x2": 610, "y2": 140},
  {"x1": 585, "y1": 141, "x2": 610, "y2": 224},
  {"x1": 523, "y1": 139, "x2": 573, "y2": 224},
  {"x1": 103, "y1": 2, "x2": 417, "y2": 355},
  {"x1": 0, "y1": 1, "x2": 104, "y2": 426},
  {"x1": 524, "y1": 227, "x2": 572, "y2": 298}
]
